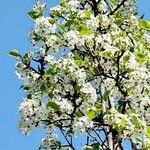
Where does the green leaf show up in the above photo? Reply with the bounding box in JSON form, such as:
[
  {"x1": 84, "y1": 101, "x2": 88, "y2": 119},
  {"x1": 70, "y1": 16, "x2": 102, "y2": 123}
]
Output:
[
  {"x1": 144, "y1": 89, "x2": 150, "y2": 95},
  {"x1": 44, "y1": 64, "x2": 59, "y2": 77},
  {"x1": 20, "y1": 85, "x2": 29, "y2": 91},
  {"x1": 87, "y1": 110, "x2": 96, "y2": 120},
  {"x1": 47, "y1": 102, "x2": 60, "y2": 111},
  {"x1": 83, "y1": 146, "x2": 93, "y2": 150},
  {"x1": 78, "y1": 24, "x2": 91, "y2": 36},
  {"x1": 8, "y1": 50, "x2": 20, "y2": 57},
  {"x1": 83, "y1": 144, "x2": 100, "y2": 150},
  {"x1": 146, "y1": 127, "x2": 150, "y2": 138},
  {"x1": 74, "y1": 59, "x2": 85, "y2": 67},
  {"x1": 135, "y1": 52, "x2": 148, "y2": 64},
  {"x1": 65, "y1": 19, "x2": 76, "y2": 27},
  {"x1": 48, "y1": 111, "x2": 54, "y2": 118},
  {"x1": 120, "y1": 118, "x2": 127, "y2": 128},
  {"x1": 48, "y1": 18, "x2": 55, "y2": 25},
  {"x1": 57, "y1": 24, "x2": 66, "y2": 33},
  {"x1": 123, "y1": 55, "x2": 130, "y2": 65},
  {"x1": 74, "y1": 85, "x2": 81, "y2": 91},
  {"x1": 92, "y1": 144, "x2": 100, "y2": 150},
  {"x1": 130, "y1": 114, "x2": 143, "y2": 129},
  {"x1": 60, "y1": 0, "x2": 67, "y2": 7},
  {"x1": 75, "y1": 111, "x2": 83, "y2": 117},
  {"x1": 126, "y1": 67, "x2": 134, "y2": 73},
  {"x1": 48, "y1": 92, "x2": 54, "y2": 98},
  {"x1": 140, "y1": 20, "x2": 150, "y2": 31},
  {"x1": 115, "y1": 18, "x2": 123, "y2": 26},
  {"x1": 115, "y1": 13, "x2": 123, "y2": 26},
  {"x1": 82, "y1": 10, "x2": 91, "y2": 19},
  {"x1": 95, "y1": 103, "x2": 102, "y2": 111},
  {"x1": 103, "y1": 90, "x2": 110, "y2": 101},
  {"x1": 73, "y1": 55, "x2": 85, "y2": 67},
  {"x1": 129, "y1": 47, "x2": 134, "y2": 53},
  {"x1": 40, "y1": 83, "x2": 46, "y2": 91},
  {"x1": 32, "y1": 32, "x2": 43, "y2": 42},
  {"x1": 110, "y1": 0, "x2": 117, "y2": 7},
  {"x1": 28, "y1": 10, "x2": 42, "y2": 20},
  {"x1": 44, "y1": 69, "x2": 54, "y2": 77},
  {"x1": 99, "y1": 50, "x2": 112, "y2": 58}
]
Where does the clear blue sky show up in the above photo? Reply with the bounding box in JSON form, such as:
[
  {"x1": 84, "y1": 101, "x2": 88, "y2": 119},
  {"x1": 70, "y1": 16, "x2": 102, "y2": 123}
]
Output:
[{"x1": 0, "y1": 0, "x2": 149, "y2": 150}]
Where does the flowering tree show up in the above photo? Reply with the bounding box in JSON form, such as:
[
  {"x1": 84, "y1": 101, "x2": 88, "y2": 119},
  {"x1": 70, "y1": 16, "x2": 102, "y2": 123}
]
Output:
[{"x1": 9, "y1": 0, "x2": 150, "y2": 149}]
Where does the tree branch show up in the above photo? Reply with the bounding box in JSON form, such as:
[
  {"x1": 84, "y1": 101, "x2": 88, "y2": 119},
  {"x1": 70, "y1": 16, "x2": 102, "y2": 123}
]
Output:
[{"x1": 109, "y1": 0, "x2": 128, "y2": 15}]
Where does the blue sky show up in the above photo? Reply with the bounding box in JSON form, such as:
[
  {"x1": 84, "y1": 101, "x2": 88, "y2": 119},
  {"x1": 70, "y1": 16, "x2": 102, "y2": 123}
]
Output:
[{"x1": 0, "y1": 0, "x2": 150, "y2": 150}]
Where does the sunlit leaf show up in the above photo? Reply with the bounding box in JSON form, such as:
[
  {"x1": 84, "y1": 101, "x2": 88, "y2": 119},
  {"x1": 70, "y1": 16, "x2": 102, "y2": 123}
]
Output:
[
  {"x1": 57, "y1": 24, "x2": 66, "y2": 33},
  {"x1": 47, "y1": 102, "x2": 60, "y2": 111},
  {"x1": 8, "y1": 50, "x2": 20, "y2": 57},
  {"x1": 103, "y1": 90, "x2": 110, "y2": 101},
  {"x1": 135, "y1": 52, "x2": 148, "y2": 64},
  {"x1": 146, "y1": 127, "x2": 150, "y2": 138},
  {"x1": 140, "y1": 20, "x2": 150, "y2": 31},
  {"x1": 121, "y1": 118, "x2": 127, "y2": 128},
  {"x1": 110, "y1": 0, "x2": 117, "y2": 7},
  {"x1": 28, "y1": 10, "x2": 42, "y2": 20},
  {"x1": 87, "y1": 110, "x2": 96, "y2": 120},
  {"x1": 78, "y1": 24, "x2": 91, "y2": 36},
  {"x1": 99, "y1": 50, "x2": 112, "y2": 58},
  {"x1": 123, "y1": 55, "x2": 130, "y2": 65}
]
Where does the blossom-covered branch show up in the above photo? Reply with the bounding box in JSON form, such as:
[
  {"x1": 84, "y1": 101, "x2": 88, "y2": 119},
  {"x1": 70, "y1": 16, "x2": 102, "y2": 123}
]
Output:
[{"x1": 10, "y1": 0, "x2": 150, "y2": 149}]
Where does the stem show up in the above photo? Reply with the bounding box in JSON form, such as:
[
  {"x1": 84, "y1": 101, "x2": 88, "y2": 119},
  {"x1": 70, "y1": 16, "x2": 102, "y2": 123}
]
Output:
[{"x1": 109, "y1": 0, "x2": 128, "y2": 15}]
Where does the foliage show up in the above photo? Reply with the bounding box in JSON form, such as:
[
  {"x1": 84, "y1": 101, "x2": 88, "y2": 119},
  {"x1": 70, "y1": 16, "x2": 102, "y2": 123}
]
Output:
[{"x1": 11, "y1": 0, "x2": 150, "y2": 149}]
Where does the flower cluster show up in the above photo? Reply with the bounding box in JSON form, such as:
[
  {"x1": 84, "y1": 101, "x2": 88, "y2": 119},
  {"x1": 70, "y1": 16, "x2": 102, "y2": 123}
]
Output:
[
  {"x1": 38, "y1": 134, "x2": 60, "y2": 150},
  {"x1": 19, "y1": 95, "x2": 48, "y2": 134}
]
